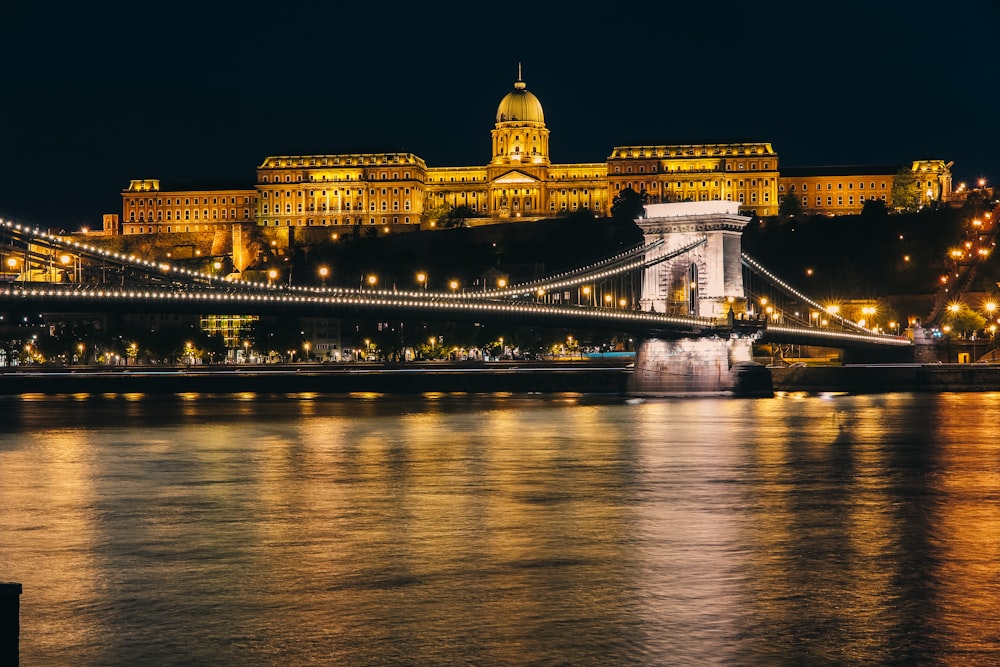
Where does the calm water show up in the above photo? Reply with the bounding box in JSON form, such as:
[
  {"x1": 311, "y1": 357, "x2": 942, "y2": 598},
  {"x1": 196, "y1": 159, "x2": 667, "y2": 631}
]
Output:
[{"x1": 2, "y1": 391, "x2": 1000, "y2": 666}]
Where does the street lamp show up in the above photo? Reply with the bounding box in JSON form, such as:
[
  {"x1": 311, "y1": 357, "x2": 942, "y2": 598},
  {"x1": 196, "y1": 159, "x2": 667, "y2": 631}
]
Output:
[
  {"x1": 581, "y1": 286, "x2": 592, "y2": 307},
  {"x1": 827, "y1": 304, "x2": 842, "y2": 329},
  {"x1": 449, "y1": 280, "x2": 460, "y2": 293},
  {"x1": 367, "y1": 274, "x2": 378, "y2": 289},
  {"x1": 497, "y1": 277, "x2": 507, "y2": 290},
  {"x1": 604, "y1": 294, "x2": 613, "y2": 307},
  {"x1": 303, "y1": 341, "x2": 311, "y2": 361},
  {"x1": 268, "y1": 269, "x2": 278, "y2": 285},
  {"x1": 416, "y1": 272, "x2": 427, "y2": 290},
  {"x1": 59, "y1": 254, "x2": 71, "y2": 267},
  {"x1": 318, "y1": 266, "x2": 329, "y2": 286},
  {"x1": 861, "y1": 306, "x2": 876, "y2": 330}
]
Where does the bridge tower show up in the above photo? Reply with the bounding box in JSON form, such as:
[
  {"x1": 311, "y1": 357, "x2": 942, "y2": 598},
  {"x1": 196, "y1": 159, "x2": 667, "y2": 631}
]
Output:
[
  {"x1": 638, "y1": 201, "x2": 750, "y2": 317},
  {"x1": 629, "y1": 201, "x2": 771, "y2": 396}
]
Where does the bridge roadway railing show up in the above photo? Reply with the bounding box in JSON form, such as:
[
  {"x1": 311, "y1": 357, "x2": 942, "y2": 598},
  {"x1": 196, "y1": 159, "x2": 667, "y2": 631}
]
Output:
[
  {"x1": 759, "y1": 324, "x2": 912, "y2": 349},
  {"x1": 0, "y1": 282, "x2": 722, "y2": 335}
]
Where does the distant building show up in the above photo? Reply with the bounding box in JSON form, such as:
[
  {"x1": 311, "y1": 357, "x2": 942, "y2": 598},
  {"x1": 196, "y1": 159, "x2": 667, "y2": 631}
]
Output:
[
  {"x1": 118, "y1": 179, "x2": 258, "y2": 235},
  {"x1": 778, "y1": 160, "x2": 953, "y2": 215},
  {"x1": 115, "y1": 71, "x2": 953, "y2": 232}
]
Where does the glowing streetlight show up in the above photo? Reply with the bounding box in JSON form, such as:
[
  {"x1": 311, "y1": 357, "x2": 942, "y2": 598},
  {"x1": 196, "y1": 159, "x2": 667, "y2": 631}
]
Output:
[
  {"x1": 497, "y1": 277, "x2": 507, "y2": 289},
  {"x1": 604, "y1": 294, "x2": 613, "y2": 306},
  {"x1": 267, "y1": 269, "x2": 278, "y2": 285},
  {"x1": 449, "y1": 280, "x2": 460, "y2": 293},
  {"x1": 367, "y1": 274, "x2": 378, "y2": 289},
  {"x1": 416, "y1": 272, "x2": 427, "y2": 290},
  {"x1": 318, "y1": 266, "x2": 329, "y2": 285},
  {"x1": 618, "y1": 297, "x2": 628, "y2": 308}
]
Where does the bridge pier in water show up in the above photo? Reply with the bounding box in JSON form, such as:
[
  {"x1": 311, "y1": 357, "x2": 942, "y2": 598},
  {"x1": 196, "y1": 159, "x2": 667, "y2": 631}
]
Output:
[{"x1": 628, "y1": 337, "x2": 773, "y2": 397}]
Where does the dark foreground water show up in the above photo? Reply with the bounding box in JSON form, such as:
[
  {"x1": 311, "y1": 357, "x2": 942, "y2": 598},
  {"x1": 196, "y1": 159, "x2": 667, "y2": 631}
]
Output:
[{"x1": 2, "y1": 391, "x2": 999, "y2": 666}]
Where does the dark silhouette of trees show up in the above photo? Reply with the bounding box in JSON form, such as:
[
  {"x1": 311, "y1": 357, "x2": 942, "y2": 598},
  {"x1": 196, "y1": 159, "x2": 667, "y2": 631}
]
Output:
[
  {"x1": 441, "y1": 205, "x2": 476, "y2": 228},
  {"x1": 610, "y1": 187, "x2": 647, "y2": 222},
  {"x1": 860, "y1": 198, "x2": 889, "y2": 218},
  {"x1": 778, "y1": 189, "x2": 802, "y2": 217}
]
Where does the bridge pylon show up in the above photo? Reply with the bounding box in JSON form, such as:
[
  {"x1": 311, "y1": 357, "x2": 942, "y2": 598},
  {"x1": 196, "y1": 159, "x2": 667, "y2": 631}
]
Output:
[{"x1": 636, "y1": 201, "x2": 751, "y2": 318}]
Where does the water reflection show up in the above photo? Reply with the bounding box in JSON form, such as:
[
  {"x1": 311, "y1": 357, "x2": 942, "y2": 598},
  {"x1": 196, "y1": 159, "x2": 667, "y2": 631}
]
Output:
[{"x1": 1, "y1": 393, "x2": 998, "y2": 665}]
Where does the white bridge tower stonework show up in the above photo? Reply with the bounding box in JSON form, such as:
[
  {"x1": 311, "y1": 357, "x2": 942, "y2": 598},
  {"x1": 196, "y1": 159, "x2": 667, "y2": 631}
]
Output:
[
  {"x1": 638, "y1": 201, "x2": 750, "y2": 317},
  {"x1": 628, "y1": 201, "x2": 772, "y2": 397}
]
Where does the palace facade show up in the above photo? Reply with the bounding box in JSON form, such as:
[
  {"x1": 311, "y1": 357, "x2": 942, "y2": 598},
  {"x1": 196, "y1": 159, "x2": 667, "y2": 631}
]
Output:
[{"x1": 114, "y1": 72, "x2": 952, "y2": 236}]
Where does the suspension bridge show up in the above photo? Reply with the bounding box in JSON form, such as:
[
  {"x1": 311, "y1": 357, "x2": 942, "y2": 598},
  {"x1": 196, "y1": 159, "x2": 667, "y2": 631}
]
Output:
[{"x1": 1, "y1": 202, "x2": 912, "y2": 394}]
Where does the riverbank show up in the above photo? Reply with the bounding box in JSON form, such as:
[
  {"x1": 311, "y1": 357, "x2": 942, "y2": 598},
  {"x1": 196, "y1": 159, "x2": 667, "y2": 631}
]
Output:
[
  {"x1": 0, "y1": 360, "x2": 631, "y2": 395},
  {"x1": 770, "y1": 363, "x2": 1000, "y2": 393},
  {"x1": 7, "y1": 361, "x2": 1000, "y2": 396}
]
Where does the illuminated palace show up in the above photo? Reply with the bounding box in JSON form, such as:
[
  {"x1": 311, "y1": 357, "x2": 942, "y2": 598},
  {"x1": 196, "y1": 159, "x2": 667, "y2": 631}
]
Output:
[{"x1": 115, "y1": 72, "x2": 953, "y2": 234}]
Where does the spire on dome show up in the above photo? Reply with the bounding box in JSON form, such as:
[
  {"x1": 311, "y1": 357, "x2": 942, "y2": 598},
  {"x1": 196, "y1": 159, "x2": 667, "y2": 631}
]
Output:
[{"x1": 515, "y1": 62, "x2": 526, "y2": 90}]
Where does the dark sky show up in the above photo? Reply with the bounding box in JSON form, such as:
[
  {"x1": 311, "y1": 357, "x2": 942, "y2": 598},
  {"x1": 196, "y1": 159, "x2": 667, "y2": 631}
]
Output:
[{"x1": 1, "y1": 1, "x2": 997, "y2": 228}]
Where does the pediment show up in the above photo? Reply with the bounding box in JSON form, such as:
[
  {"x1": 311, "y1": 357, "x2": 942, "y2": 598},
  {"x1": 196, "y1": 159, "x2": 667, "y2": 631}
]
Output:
[{"x1": 492, "y1": 170, "x2": 540, "y2": 185}]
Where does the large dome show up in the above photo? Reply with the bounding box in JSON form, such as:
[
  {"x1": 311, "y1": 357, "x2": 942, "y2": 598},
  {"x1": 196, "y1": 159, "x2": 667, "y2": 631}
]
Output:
[{"x1": 496, "y1": 77, "x2": 544, "y2": 124}]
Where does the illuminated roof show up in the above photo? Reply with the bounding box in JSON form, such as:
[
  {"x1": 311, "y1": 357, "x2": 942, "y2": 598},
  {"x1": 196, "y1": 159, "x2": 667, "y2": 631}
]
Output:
[{"x1": 496, "y1": 73, "x2": 544, "y2": 124}]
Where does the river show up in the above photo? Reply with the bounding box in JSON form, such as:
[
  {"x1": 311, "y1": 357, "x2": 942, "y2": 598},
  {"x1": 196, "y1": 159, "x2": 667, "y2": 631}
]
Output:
[{"x1": 2, "y1": 391, "x2": 999, "y2": 665}]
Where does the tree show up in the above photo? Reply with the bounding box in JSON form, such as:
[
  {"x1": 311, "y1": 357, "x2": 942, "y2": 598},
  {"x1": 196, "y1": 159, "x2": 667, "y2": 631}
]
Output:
[
  {"x1": 441, "y1": 205, "x2": 476, "y2": 229},
  {"x1": 778, "y1": 190, "x2": 802, "y2": 217},
  {"x1": 610, "y1": 187, "x2": 648, "y2": 222},
  {"x1": 860, "y1": 198, "x2": 889, "y2": 218},
  {"x1": 891, "y1": 167, "x2": 921, "y2": 212}
]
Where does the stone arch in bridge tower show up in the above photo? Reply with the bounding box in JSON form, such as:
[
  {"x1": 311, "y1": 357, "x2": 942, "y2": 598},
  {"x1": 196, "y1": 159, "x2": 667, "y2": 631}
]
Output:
[{"x1": 636, "y1": 201, "x2": 751, "y2": 319}]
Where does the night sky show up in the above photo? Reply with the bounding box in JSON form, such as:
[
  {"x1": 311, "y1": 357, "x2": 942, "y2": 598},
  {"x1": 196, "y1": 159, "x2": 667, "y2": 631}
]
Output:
[{"x1": 1, "y1": 1, "x2": 997, "y2": 229}]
